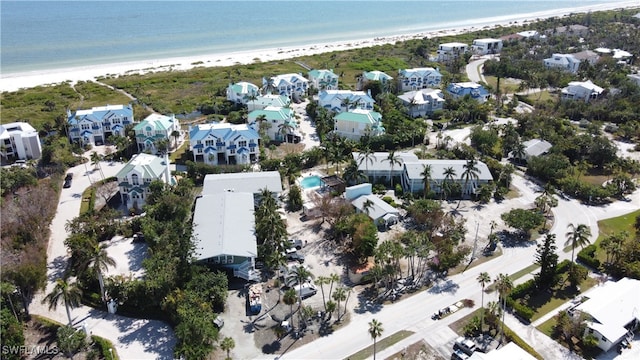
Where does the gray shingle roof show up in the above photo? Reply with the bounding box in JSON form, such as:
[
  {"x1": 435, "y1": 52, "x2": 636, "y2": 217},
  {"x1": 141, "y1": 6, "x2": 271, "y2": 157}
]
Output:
[{"x1": 351, "y1": 194, "x2": 399, "y2": 222}]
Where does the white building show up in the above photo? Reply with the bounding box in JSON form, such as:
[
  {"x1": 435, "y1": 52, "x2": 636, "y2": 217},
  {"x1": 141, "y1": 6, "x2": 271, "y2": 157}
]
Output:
[
  {"x1": 226, "y1": 81, "x2": 260, "y2": 105},
  {"x1": 512, "y1": 139, "x2": 552, "y2": 162},
  {"x1": 574, "y1": 277, "x2": 640, "y2": 352},
  {"x1": 189, "y1": 123, "x2": 260, "y2": 165},
  {"x1": 437, "y1": 42, "x2": 469, "y2": 62},
  {"x1": 0, "y1": 122, "x2": 42, "y2": 161},
  {"x1": 561, "y1": 80, "x2": 604, "y2": 103},
  {"x1": 401, "y1": 159, "x2": 493, "y2": 196},
  {"x1": 67, "y1": 104, "x2": 134, "y2": 146},
  {"x1": 267, "y1": 73, "x2": 309, "y2": 99},
  {"x1": 397, "y1": 67, "x2": 443, "y2": 91},
  {"x1": 397, "y1": 89, "x2": 445, "y2": 118},
  {"x1": 352, "y1": 151, "x2": 419, "y2": 184},
  {"x1": 247, "y1": 94, "x2": 291, "y2": 111},
  {"x1": 471, "y1": 38, "x2": 503, "y2": 55},
  {"x1": 307, "y1": 69, "x2": 339, "y2": 90},
  {"x1": 317, "y1": 90, "x2": 375, "y2": 113},
  {"x1": 345, "y1": 183, "x2": 399, "y2": 227},
  {"x1": 115, "y1": 153, "x2": 173, "y2": 209},
  {"x1": 543, "y1": 54, "x2": 582, "y2": 73}
]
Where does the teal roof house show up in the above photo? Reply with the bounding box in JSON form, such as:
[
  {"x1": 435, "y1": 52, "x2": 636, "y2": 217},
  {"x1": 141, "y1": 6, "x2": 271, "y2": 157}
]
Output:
[
  {"x1": 226, "y1": 81, "x2": 260, "y2": 105},
  {"x1": 333, "y1": 109, "x2": 385, "y2": 140},
  {"x1": 398, "y1": 67, "x2": 443, "y2": 91},
  {"x1": 133, "y1": 113, "x2": 182, "y2": 154},
  {"x1": 189, "y1": 123, "x2": 260, "y2": 165},
  {"x1": 247, "y1": 94, "x2": 291, "y2": 112},
  {"x1": 248, "y1": 106, "x2": 300, "y2": 143},
  {"x1": 67, "y1": 104, "x2": 133, "y2": 146},
  {"x1": 308, "y1": 69, "x2": 339, "y2": 90},
  {"x1": 357, "y1": 70, "x2": 393, "y2": 91},
  {"x1": 115, "y1": 153, "x2": 173, "y2": 209}
]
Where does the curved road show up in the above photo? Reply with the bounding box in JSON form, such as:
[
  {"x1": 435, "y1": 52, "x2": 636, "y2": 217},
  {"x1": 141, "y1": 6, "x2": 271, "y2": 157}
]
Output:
[{"x1": 29, "y1": 157, "x2": 175, "y2": 359}]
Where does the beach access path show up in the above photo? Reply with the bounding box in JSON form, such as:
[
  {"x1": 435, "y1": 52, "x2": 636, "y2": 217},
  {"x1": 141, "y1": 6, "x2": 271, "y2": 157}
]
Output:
[{"x1": 29, "y1": 154, "x2": 176, "y2": 360}]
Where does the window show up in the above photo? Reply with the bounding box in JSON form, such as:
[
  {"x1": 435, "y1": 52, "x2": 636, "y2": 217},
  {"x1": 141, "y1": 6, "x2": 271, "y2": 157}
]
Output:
[
  {"x1": 230, "y1": 149, "x2": 235, "y2": 154},
  {"x1": 238, "y1": 140, "x2": 247, "y2": 147},
  {"x1": 131, "y1": 174, "x2": 139, "y2": 185},
  {"x1": 205, "y1": 140, "x2": 214, "y2": 147},
  {"x1": 226, "y1": 255, "x2": 234, "y2": 263},
  {"x1": 81, "y1": 124, "x2": 90, "y2": 130}
]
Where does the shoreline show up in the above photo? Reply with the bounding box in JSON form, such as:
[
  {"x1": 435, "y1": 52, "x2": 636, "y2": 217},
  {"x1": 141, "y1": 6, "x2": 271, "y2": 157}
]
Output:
[{"x1": 1, "y1": 1, "x2": 638, "y2": 93}]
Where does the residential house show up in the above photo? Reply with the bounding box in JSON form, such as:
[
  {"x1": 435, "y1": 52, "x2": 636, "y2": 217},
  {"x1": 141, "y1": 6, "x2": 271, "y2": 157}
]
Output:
[
  {"x1": 398, "y1": 89, "x2": 445, "y2": 118},
  {"x1": 595, "y1": 47, "x2": 633, "y2": 64},
  {"x1": 544, "y1": 51, "x2": 599, "y2": 73},
  {"x1": 545, "y1": 24, "x2": 589, "y2": 37},
  {"x1": 133, "y1": 113, "x2": 182, "y2": 154},
  {"x1": 0, "y1": 122, "x2": 42, "y2": 161},
  {"x1": 512, "y1": 139, "x2": 552, "y2": 162},
  {"x1": 226, "y1": 81, "x2": 260, "y2": 105},
  {"x1": 499, "y1": 33, "x2": 524, "y2": 43},
  {"x1": 436, "y1": 42, "x2": 469, "y2": 62},
  {"x1": 189, "y1": 123, "x2": 260, "y2": 165},
  {"x1": 352, "y1": 151, "x2": 419, "y2": 184},
  {"x1": 517, "y1": 30, "x2": 543, "y2": 39},
  {"x1": 308, "y1": 69, "x2": 339, "y2": 90},
  {"x1": 333, "y1": 109, "x2": 384, "y2": 140},
  {"x1": 115, "y1": 153, "x2": 173, "y2": 209},
  {"x1": 446, "y1": 82, "x2": 491, "y2": 103},
  {"x1": 561, "y1": 80, "x2": 604, "y2": 102},
  {"x1": 247, "y1": 94, "x2": 291, "y2": 111},
  {"x1": 345, "y1": 183, "x2": 400, "y2": 227},
  {"x1": 397, "y1": 67, "x2": 443, "y2": 91},
  {"x1": 248, "y1": 106, "x2": 300, "y2": 143},
  {"x1": 193, "y1": 171, "x2": 283, "y2": 281},
  {"x1": 357, "y1": 70, "x2": 393, "y2": 90},
  {"x1": 574, "y1": 277, "x2": 640, "y2": 352},
  {"x1": 267, "y1": 73, "x2": 309, "y2": 99},
  {"x1": 67, "y1": 104, "x2": 133, "y2": 146},
  {"x1": 401, "y1": 159, "x2": 493, "y2": 196},
  {"x1": 317, "y1": 90, "x2": 374, "y2": 113},
  {"x1": 471, "y1": 38, "x2": 503, "y2": 55},
  {"x1": 628, "y1": 73, "x2": 640, "y2": 87}
]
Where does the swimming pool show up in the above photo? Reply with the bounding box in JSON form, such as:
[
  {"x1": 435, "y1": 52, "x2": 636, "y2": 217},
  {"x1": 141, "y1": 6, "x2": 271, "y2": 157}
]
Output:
[{"x1": 299, "y1": 175, "x2": 323, "y2": 189}]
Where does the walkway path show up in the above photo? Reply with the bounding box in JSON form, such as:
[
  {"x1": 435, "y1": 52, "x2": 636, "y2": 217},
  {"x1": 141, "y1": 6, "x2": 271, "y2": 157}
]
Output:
[{"x1": 29, "y1": 157, "x2": 175, "y2": 359}]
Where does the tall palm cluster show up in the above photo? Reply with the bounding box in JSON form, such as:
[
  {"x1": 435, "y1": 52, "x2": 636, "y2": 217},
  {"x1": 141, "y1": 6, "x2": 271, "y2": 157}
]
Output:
[{"x1": 254, "y1": 188, "x2": 288, "y2": 270}]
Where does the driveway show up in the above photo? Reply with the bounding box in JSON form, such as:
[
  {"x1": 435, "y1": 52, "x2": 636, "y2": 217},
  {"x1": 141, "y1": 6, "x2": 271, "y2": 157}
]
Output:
[
  {"x1": 466, "y1": 56, "x2": 491, "y2": 83},
  {"x1": 291, "y1": 99, "x2": 320, "y2": 150},
  {"x1": 29, "y1": 158, "x2": 176, "y2": 360}
]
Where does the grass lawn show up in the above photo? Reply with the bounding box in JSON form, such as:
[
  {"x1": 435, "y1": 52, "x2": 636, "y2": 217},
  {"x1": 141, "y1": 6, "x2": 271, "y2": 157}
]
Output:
[
  {"x1": 536, "y1": 317, "x2": 556, "y2": 337},
  {"x1": 484, "y1": 76, "x2": 520, "y2": 94},
  {"x1": 169, "y1": 141, "x2": 189, "y2": 163},
  {"x1": 519, "y1": 276, "x2": 597, "y2": 322},
  {"x1": 523, "y1": 90, "x2": 554, "y2": 104},
  {"x1": 485, "y1": 264, "x2": 539, "y2": 293},
  {"x1": 345, "y1": 330, "x2": 414, "y2": 360},
  {"x1": 596, "y1": 209, "x2": 639, "y2": 242},
  {"x1": 580, "y1": 175, "x2": 609, "y2": 187}
]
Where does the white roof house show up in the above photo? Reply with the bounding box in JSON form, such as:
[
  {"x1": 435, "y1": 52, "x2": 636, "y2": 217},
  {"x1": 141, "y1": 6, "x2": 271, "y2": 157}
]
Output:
[
  {"x1": 0, "y1": 122, "x2": 42, "y2": 161},
  {"x1": 268, "y1": 73, "x2": 309, "y2": 99},
  {"x1": 513, "y1": 139, "x2": 552, "y2": 161},
  {"x1": 401, "y1": 159, "x2": 493, "y2": 196},
  {"x1": 437, "y1": 42, "x2": 469, "y2": 61},
  {"x1": 471, "y1": 38, "x2": 503, "y2": 55},
  {"x1": 398, "y1": 89, "x2": 445, "y2": 118},
  {"x1": 352, "y1": 151, "x2": 419, "y2": 183},
  {"x1": 202, "y1": 171, "x2": 282, "y2": 196},
  {"x1": 317, "y1": 90, "x2": 375, "y2": 113},
  {"x1": 345, "y1": 183, "x2": 400, "y2": 226},
  {"x1": 575, "y1": 277, "x2": 640, "y2": 351},
  {"x1": 543, "y1": 54, "x2": 582, "y2": 73},
  {"x1": 308, "y1": 69, "x2": 339, "y2": 90},
  {"x1": 561, "y1": 80, "x2": 604, "y2": 103},
  {"x1": 397, "y1": 67, "x2": 443, "y2": 91}
]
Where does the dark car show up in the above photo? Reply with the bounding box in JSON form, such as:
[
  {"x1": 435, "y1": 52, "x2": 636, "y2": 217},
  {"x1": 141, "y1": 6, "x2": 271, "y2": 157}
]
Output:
[
  {"x1": 63, "y1": 173, "x2": 73, "y2": 188},
  {"x1": 288, "y1": 238, "x2": 303, "y2": 250},
  {"x1": 286, "y1": 252, "x2": 305, "y2": 263}
]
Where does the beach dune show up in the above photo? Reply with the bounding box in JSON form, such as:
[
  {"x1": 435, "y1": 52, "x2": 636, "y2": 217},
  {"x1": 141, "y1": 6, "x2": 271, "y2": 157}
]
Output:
[{"x1": 1, "y1": 1, "x2": 637, "y2": 93}]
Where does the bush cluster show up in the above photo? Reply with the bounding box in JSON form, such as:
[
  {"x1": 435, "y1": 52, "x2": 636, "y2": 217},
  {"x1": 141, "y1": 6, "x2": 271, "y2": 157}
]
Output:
[{"x1": 577, "y1": 244, "x2": 601, "y2": 269}]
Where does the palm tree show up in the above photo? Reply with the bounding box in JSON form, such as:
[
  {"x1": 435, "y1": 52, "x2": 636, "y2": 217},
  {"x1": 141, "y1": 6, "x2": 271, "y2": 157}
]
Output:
[
  {"x1": 220, "y1": 336, "x2": 235, "y2": 360},
  {"x1": 368, "y1": 318, "x2": 384, "y2": 360},
  {"x1": 171, "y1": 129, "x2": 180, "y2": 150},
  {"x1": 88, "y1": 243, "x2": 116, "y2": 303},
  {"x1": 341, "y1": 97, "x2": 352, "y2": 112},
  {"x1": 315, "y1": 276, "x2": 329, "y2": 312},
  {"x1": 43, "y1": 278, "x2": 83, "y2": 326},
  {"x1": 357, "y1": 147, "x2": 375, "y2": 181},
  {"x1": 263, "y1": 76, "x2": 276, "y2": 95},
  {"x1": 342, "y1": 160, "x2": 367, "y2": 185},
  {"x1": 494, "y1": 273, "x2": 512, "y2": 344},
  {"x1": 421, "y1": 164, "x2": 432, "y2": 198},
  {"x1": 362, "y1": 199, "x2": 374, "y2": 215},
  {"x1": 443, "y1": 166, "x2": 456, "y2": 200},
  {"x1": 290, "y1": 265, "x2": 313, "y2": 312},
  {"x1": 332, "y1": 287, "x2": 347, "y2": 320},
  {"x1": 90, "y1": 151, "x2": 105, "y2": 180},
  {"x1": 512, "y1": 142, "x2": 526, "y2": 164},
  {"x1": 278, "y1": 122, "x2": 296, "y2": 143},
  {"x1": 565, "y1": 223, "x2": 592, "y2": 271},
  {"x1": 383, "y1": 151, "x2": 402, "y2": 188},
  {"x1": 283, "y1": 288, "x2": 297, "y2": 328},
  {"x1": 459, "y1": 159, "x2": 479, "y2": 207},
  {"x1": 477, "y1": 272, "x2": 491, "y2": 333},
  {"x1": 328, "y1": 273, "x2": 340, "y2": 301}
]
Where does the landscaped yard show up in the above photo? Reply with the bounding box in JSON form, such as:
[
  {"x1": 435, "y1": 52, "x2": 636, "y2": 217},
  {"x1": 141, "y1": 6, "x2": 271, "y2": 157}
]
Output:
[
  {"x1": 524, "y1": 276, "x2": 597, "y2": 322},
  {"x1": 346, "y1": 330, "x2": 414, "y2": 360}
]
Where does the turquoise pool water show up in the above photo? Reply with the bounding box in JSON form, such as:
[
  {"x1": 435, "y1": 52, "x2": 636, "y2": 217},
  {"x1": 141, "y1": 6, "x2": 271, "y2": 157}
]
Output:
[{"x1": 300, "y1": 175, "x2": 323, "y2": 189}]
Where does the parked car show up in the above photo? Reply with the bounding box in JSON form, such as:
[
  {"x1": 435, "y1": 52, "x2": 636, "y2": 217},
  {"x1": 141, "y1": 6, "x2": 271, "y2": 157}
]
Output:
[
  {"x1": 286, "y1": 251, "x2": 305, "y2": 263},
  {"x1": 291, "y1": 283, "x2": 317, "y2": 299},
  {"x1": 63, "y1": 173, "x2": 73, "y2": 188},
  {"x1": 454, "y1": 337, "x2": 476, "y2": 356},
  {"x1": 288, "y1": 238, "x2": 303, "y2": 250}
]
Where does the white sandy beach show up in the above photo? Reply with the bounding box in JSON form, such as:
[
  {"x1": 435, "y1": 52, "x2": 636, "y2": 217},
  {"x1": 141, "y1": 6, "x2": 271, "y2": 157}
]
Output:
[{"x1": 1, "y1": 0, "x2": 638, "y2": 93}]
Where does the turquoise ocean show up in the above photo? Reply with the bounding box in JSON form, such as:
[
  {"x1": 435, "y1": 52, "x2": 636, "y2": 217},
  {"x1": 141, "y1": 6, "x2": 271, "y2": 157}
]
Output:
[{"x1": 0, "y1": 1, "x2": 615, "y2": 74}]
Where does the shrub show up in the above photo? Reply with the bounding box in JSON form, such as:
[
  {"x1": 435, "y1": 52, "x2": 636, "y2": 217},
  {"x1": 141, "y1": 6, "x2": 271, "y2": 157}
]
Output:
[
  {"x1": 463, "y1": 299, "x2": 475, "y2": 308},
  {"x1": 463, "y1": 315, "x2": 481, "y2": 337},
  {"x1": 577, "y1": 244, "x2": 600, "y2": 269},
  {"x1": 381, "y1": 196, "x2": 397, "y2": 207},
  {"x1": 503, "y1": 326, "x2": 544, "y2": 360},
  {"x1": 510, "y1": 279, "x2": 536, "y2": 299},
  {"x1": 90, "y1": 336, "x2": 119, "y2": 360},
  {"x1": 556, "y1": 259, "x2": 572, "y2": 274}
]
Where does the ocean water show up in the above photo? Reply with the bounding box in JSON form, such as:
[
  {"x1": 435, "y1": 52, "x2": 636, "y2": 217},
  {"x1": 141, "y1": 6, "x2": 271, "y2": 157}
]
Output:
[{"x1": 0, "y1": 0, "x2": 613, "y2": 74}]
